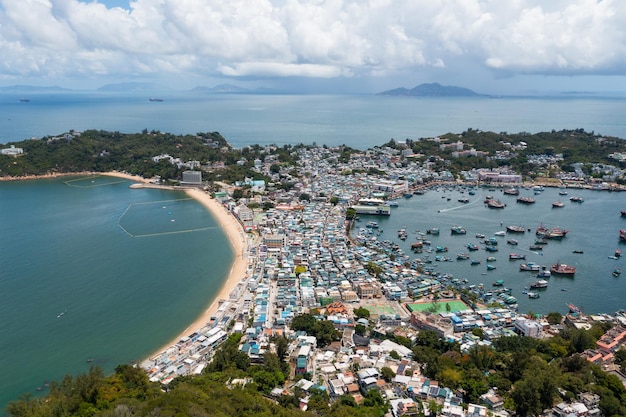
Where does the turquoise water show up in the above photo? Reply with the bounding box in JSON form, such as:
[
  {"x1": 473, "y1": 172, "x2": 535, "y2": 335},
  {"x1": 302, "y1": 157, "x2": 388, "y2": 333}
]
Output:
[
  {"x1": 0, "y1": 177, "x2": 233, "y2": 410},
  {"x1": 359, "y1": 186, "x2": 625, "y2": 315}
]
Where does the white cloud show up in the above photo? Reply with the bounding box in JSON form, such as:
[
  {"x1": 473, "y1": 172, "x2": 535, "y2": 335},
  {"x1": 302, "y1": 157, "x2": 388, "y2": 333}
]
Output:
[{"x1": 0, "y1": 0, "x2": 625, "y2": 87}]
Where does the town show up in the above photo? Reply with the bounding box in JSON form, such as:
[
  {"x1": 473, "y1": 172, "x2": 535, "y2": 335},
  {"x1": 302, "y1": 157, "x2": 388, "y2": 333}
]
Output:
[{"x1": 132, "y1": 136, "x2": 626, "y2": 417}]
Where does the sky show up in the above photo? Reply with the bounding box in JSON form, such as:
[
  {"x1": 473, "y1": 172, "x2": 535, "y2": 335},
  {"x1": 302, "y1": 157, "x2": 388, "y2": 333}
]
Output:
[{"x1": 0, "y1": 0, "x2": 625, "y2": 94}]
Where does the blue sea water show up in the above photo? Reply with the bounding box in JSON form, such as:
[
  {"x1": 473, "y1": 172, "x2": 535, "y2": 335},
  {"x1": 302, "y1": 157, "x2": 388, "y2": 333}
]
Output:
[
  {"x1": 0, "y1": 177, "x2": 233, "y2": 411},
  {"x1": 1, "y1": 93, "x2": 626, "y2": 411},
  {"x1": 1, "y1": 92, "x2": 626, "y2": 147}
]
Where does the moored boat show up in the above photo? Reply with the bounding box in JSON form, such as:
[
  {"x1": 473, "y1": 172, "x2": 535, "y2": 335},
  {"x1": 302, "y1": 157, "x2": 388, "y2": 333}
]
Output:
[
  {"x1": 537, "y1": 269, "x2": 551, "y2": 278},
  {"x1": 457, "y1": 253, "x2": 470, "y2": 260},
  {"x1": 486, "y1": 199, "x2": 506, "y2": 209},
  {"x1": 493, "y1": 278, "x2": 503, "y2": 285},
  {"x1": 620, "y1": 230, "x2": 626, "y2": 242},
  {"x1": 552, "y1": 201, "x2": 564, "y2": 208},
  {"x1": 520, "y1": 262, "x2": 542, "y2": 272},
  {"x1": 528, "y1": 291, "x2": 540, "y2": 299},
  {"x1": 506, "y1": 225, "x2": 525, "y2": 234},
  {"x1": 509, "y1": 253, "x2": 526, "y2": 260},
  {"x1": 530, "y1": 279, "x2": 549, "y2": 289},
  {"x1": 550, "y1": 263, "x2": 576, "y2": 275},
  {"x1": 467, "y1": 242, "x2": 479, "y2": 251},
  {"x1": 570, "y1": 196, "x2": 584, "y2": 203},
  {"x1": 613, "y1": 268, "x2": 622, "y2": 277},
  {"x1": 426, "y1": 227, "x2": 440, "y2": 235},
  {"x1": 503, "y1": 188, "x2": 520, "y2": 195},
  {"x1": 494, "y1": 231, "x2": 506, "y2": 236},
  {"x1": 470, "y1": 259, "x2": 481, "y2": 265},
  {"x1": 517, "y1": 196, "x2": 536, "y2": 204},
  {"x1": 536, "y1": 224, "x2": 568, "y2": 239},
  {"x1": 507, "y1": 239, "x2": 518, "y2": 245},
  {"x1": 451, "y1": 226, "x2": 467, "y2": 235}
]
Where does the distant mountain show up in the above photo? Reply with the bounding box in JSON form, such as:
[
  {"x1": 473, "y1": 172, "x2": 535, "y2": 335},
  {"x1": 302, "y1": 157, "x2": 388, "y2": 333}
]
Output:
[
  {"x1": 97, "y1": 82, "x2": 167, "y2": 92},
  {"x1": 0, "y1": 85, "x2": 72, "y2": 93},
  {"x1": 378, "y1": 82, "x2": 486, "y2": 97}
]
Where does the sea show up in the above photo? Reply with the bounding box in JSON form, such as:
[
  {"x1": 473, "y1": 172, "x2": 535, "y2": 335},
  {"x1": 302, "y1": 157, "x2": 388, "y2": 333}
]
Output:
[{"x1": 0, "y1": 92, "x2": 626, "y2": 411}]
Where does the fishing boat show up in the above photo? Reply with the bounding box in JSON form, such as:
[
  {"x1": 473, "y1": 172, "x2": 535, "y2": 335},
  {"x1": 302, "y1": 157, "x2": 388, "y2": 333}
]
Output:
[
  {"x1": 568, "y1": 303, "x2": 581, "y2": 313},
  {"x1": 503, "y1": 188, "x2": 520, "y2": 195},
  {"x1": 426, "y1": 227, "x2": 440, "y2": 235},
  {"x1": 530, "y1": 279, "x2": 549, "y2": 289},
  {"x1": 506, "y1": 225, "x2": 526, "y2": 234},
  {"x1": 517, "y1": 196, "x2": 536, "y2": 204},
  {"x1": 536, "y1": 224, "x2": 568, "y2": 239},
  {"x1": 613, "y1": 268, "x2": 622, "y2": 277},
  {"x1": 520, "y1": 262, "x2": 542, "y2": 272},
  {"x1": 537, "y1": 270, "x2": 551, "y2": 278},
  {"x1": 550, "y1": 263, "x2": 576, "y2": 275},
  {"x1": 486, "y1": 199, "x2": 506, "y2": 209},
  {"x1": 509, "y1": 253, "x2": 526, "y2": 260},
  {"x1": 507, "y1": 239, "x2": 519, "y2": 245},
  {"x1": 451, "y1": 226, "x2": 467, "y2": 235},
  {"x1": 552, "y1": 201, "x2": 564, "y2": 208},
  {"x1": 484, "y1": 237, "x2": 498, "y2": 246},
  {"x1": 570, "y1": 196, "x2": 584, "y2": 203}
]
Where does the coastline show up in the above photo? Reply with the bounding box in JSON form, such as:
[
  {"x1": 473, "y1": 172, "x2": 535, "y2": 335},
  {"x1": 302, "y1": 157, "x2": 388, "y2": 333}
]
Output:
[{"x1": 102, "y1": 172, "x2": 249, "y2": 359}]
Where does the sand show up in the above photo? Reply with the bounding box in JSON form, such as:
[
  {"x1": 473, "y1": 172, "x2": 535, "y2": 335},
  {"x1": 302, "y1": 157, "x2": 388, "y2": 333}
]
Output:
[{"x1": 103, "y1": 172, "x2": 249, "y2": 359}]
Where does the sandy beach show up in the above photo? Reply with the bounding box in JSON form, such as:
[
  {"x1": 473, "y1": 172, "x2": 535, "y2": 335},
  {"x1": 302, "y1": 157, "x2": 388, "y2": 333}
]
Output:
[{"x1": 101, "y1": 172, "x2": 249, "y2": 358}]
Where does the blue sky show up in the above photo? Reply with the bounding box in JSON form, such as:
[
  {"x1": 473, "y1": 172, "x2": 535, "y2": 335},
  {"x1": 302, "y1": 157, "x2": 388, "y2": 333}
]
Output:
[{"x1": 1, "y1": 0, "x2": 625, "y2": 94}]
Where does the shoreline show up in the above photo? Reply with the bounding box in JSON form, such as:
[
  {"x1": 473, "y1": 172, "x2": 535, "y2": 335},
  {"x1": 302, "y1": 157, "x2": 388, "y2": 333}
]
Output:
[{"x1": 101, "y1": 172, "x2": 250, "y2": 359}]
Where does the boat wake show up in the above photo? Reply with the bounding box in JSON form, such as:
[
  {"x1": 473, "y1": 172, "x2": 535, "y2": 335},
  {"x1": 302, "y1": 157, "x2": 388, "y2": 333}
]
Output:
[{"x1": 437, "y1": 198, "x2": 481, "y2": 213}]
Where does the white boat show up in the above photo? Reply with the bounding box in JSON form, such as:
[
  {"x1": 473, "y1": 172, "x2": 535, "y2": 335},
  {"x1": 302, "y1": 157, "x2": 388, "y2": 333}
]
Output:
[{"x1": 494, "y1": 231, "x2": 506, "y2": 236}]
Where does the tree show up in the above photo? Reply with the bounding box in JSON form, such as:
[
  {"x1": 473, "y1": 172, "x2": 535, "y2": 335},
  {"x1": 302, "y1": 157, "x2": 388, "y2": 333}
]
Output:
[
  {"x1": 329, "y1": 196, "x2": 339, "y2": 205},
  {"x1": 546, "y1": 311, "x2": 563, "y2": 325},
  {"x1": 270, "y1": 163, "x2": 281, "y2": 174},
  {"x1": 380, "y1": 367, "x2": 395, "y2": 382},
  {"x1": 353, "y1": 307, "x2": 370, "y2": 319}
]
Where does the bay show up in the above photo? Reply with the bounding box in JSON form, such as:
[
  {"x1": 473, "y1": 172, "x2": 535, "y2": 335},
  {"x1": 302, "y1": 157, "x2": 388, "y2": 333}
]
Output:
[
  {"x1": 0, "y1": 177, "x2": 233, "y2": 410},
  {"x1": 360, "y1": 186, "x2": 625, "y2": 316}
]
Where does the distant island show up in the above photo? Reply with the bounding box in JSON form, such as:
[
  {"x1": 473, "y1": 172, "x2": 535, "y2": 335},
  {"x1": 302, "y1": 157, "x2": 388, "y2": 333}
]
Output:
[{"x1": 378, "y1": 82, "x2": 486, "y2": 97}]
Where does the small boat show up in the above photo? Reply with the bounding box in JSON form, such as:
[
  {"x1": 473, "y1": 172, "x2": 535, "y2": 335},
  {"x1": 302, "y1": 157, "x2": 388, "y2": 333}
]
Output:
[
  {"x1": 572, "y1": 249, "x2": 584, "y2": 254},
  {"x1": 457, "y1": 253, "x2": 470, "y2": 260},
  {"x1": 506, "y1": 225, "x2": 525, "y2": 234},
  {"x1": 616, "y1": 249, "x2": 622, "y2": 258},
  {"x1": 537, "y1": 270, "x2": 551, "y2": 278},
  {"x1": 475, "y1": 233, "x2": 486, "y2": 239},
  {"x1": 486, "y1": 199, "x2": 506, "y2": 209},
  {"x1": 435, "y1": 246, "x2": 449, "y2": 253},
  {"x1": 467, "y1": 243, "x2": 479, "y2": 251},
  {"x1": 494, "y1": 231, "x2": 506, "y2": 236},
  {"x1": 366, "y1": 221, "x2": 379, "y2": 228},
  {"x1": 388, "y1": 201, "x2": 399, "y2": 207},
  {"x1": 530, "y1": 279, "x2": 549, "y2": 289},
  {"x1": 149, "y1": 97, "x2": 164, "y2": 102},
  {"x1": 520, "y1": 262, "x2": 542, "y2": 272},
  {"x1": 570, "y1": 196, "x2": 584, "y2": 203},
  {"x1": 559, "y1": 190, "x2": 568, "y2": 196},
  {"x1": 458, "y1": 197, "x2": 470, "y2": 203},
  {"x1": 552, "y1": 201, "x2": 564, "y2": 208},
  {"x1": 621, "y1": 230, "x2": 626, "y2": 242},
  {"x1": 486, "y1": 256, "x2": 497, "y2": 262},
  {"x1": 493, "y1": 279, "x2": 503, "y2": 286},
  {"x1": 509, "y1": 253, "x2": 526, "y2": 260},
  {"x1": 527, "y1": 292, "x2": 540, "y2": 299},
  {"x1": 507, "y1": 239, "x2": 519, "y2": 245},
  {"x1": 503, "y1": 188, "x2": 520, "y2": 195},
  {"x1": 451, "y1": 226, "x2": 467, "y2": 235},
  {"x1": 568, "y1": 303, "x2": 581, "y2": 313},
  {"x1": 403, "y1": 193, "x2": 413, "y2": 199},
  {"x1": 613, "y1": 268, "x2": 622, "y2": 277},
  {"x1": 529, "y1": 245, "x2": 543, "y2": 251},
  {"x1": 517, "y1": 196, "x2": 536, "y2": 204},
  {"x1": 485, "y1": 246, "x2": 498, "y2": 252},
  {"x1": 426, "y1": 228, "x2": 440, "y2": 235},
  {"x1": 471, "y1": 259, "x2": 481, "y2": 265},
  {"x1": 621, "y1": 210, "x2": 626, "y2": 217},
  {"x1": 487, "y1": 264, "x2": 497, "y2": 271}
]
